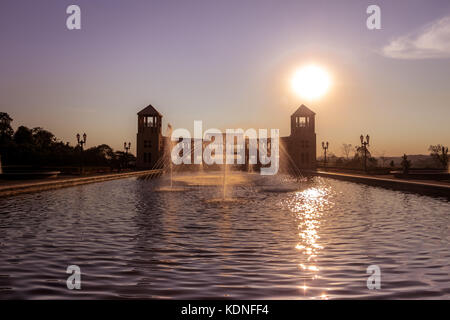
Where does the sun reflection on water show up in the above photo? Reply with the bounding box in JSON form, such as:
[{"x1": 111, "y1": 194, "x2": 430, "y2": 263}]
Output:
[{"x1": 284, "y1": 184, "x2": 334, "y2": 299}]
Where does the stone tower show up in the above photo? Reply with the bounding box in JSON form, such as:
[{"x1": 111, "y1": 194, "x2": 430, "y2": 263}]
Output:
[
  {"x1": 136, "y1": 104, "x2": 163, "y2": 169},
  {"x1": 289, "y1": 104, "x2": 316, "y2": 169}
]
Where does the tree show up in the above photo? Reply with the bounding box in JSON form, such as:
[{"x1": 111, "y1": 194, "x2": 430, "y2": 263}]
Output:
[
  {"x1": 13, "y1": 126, "x2": 33, "y2": 145},
  {"x1": 32, "y1": 127, "x2": 56, "y2": 149},
  {"x1": 354, "y1": 145, "x2": 372, "y2": 160},
  {"x1": 1, "y1": 114, "x2": 130, "y2": 170},
  {"x1": 353, "y1": 145, "x2": 376, "y2": 170},
  {"x1": 428, "y1": 144, "x2": 449, "y2": 170},
  {"x1": 0, "y1": 112, "x2": 14, "y2": 142},
  {"x1": 390, "y1": 160, "x2": 395, "y2": 168},
  {"x1": 401, "y1": 154, "x2": 411, "y2": 175},
  {"x1": 342, "y1": 143, "x2": 353, "y2": 160},
  {"x1": 84, "y1": 144, "x2": 115, "y2": 166}
]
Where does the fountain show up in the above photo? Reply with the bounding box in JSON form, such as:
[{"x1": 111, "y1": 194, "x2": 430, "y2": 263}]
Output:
[
  {"x1": 222, "y1": 163, "x2": 227, "y2": 200},
  {"x1": 153, "y1": 124, "x2": 185, "y2": 192},
  {"x1": 255, "y1": 144, "x2": 304, "y2": 193},
  {"x1": 149, "y1": 132, "x2": 308, "y2": 199}
]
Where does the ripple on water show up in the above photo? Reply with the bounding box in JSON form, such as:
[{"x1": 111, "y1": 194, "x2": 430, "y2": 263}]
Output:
[{"x1": 0, "y1": 173, "x2": 448, "y2": 299}]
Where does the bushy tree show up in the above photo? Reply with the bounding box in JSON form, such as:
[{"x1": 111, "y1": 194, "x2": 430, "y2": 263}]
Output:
[
  {"x1": 32, "y1": 127, "x2": 55, "y2": 149},
  {"x1": 0, "y1": 112, "x2": 14, "y2": 142},
  {"x1": 13, "y1": 126, "x2": 33, "y2": 146},
  {"x1": 428, "y1": 144, "x2": 449, "y2": 170},
  {"x1": 0, "y1": 111, "x2": 135, "y2": 171},
  {"x1": 84, "y1": 144, "x2": 115, "y2": 166}
]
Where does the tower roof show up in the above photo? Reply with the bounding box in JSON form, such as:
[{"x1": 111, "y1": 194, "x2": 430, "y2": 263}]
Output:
[
  {"x1": 138, "y1": 104, "x2": 162, "y2": 117},
  {"x1": 291, "y1": 104, "x2": 316, "y2": 116}
]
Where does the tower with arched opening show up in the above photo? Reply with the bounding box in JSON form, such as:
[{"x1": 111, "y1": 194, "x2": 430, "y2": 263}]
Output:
[{"x1": 136, "y1": 104, "x2": 163, "y2": 169}]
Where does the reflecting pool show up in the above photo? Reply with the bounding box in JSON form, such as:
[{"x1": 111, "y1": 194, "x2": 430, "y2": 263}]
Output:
[{"x1": 0, "y1": 173, "x2": 448, "y2": 299}]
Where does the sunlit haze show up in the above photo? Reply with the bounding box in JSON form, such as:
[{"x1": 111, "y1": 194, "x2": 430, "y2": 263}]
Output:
[
  {"x1": 0, "y1": 0, "x2": 449, "y2": 303},
  {"x1": 1, "y1": 0, "x2": 449, "y2": 157},
  {"x1": 291, "y1": 65, "x2": 331, "y2": 100}
]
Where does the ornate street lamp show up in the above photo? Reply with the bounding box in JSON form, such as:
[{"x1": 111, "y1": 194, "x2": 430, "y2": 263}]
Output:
[
  {"x1": 124, "y1": 142, "x2": 131, "y2": 153},
  {"x1": 76, "y1": 133, "x2": 87, "y2": 175},
  {"x1": 76, "y1": 133, "x2": 87, "y2": 149},
  {"x1": 322, "y1": 141, "x2": 329, "y2": 168},
  {"x1": 360, "y1": 134, "x2": 370, "y2": 172},
  {"x1": 124, "y1": 142, "x2": 131, "y2": 169}
]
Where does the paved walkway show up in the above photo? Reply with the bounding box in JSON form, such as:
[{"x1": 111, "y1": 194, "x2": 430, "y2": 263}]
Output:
[
  {"x1": 0, "y1": 170, "x2": 162, "y2": 197},
  {"x1": 315, "y1": 171, "x2": 450, "y2": 198}
]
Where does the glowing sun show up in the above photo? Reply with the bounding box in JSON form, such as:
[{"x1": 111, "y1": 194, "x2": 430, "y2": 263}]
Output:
[{"x1": 291, "y1": 64, "x2": 331, "y2": 100}]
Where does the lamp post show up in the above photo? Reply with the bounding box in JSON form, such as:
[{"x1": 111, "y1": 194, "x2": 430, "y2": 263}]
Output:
[
  {"x1": 76, "y1": 133, "x2": 87, "y2": 175},
  {"x1": 360, "y1": 134, "x2": 370, "y2": 172},
  {"x1": 321, "y1": 141, "x2": 329, "y2": 168},
  {"x1": 124, "y1": 142, "x2": 131, "y2": 169}
]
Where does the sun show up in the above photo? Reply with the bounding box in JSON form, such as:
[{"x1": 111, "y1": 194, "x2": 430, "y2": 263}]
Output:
[{"x1": 291, "y1": 64, "x2": 331, "y2": 100}]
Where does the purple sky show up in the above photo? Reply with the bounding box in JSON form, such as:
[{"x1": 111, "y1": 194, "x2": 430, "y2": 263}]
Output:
[{"x1": 1, "y1": 0, "x2": 449, "y2": 156}]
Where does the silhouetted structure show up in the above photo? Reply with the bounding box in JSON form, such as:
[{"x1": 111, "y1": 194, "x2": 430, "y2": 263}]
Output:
[
  {"x1": 360, "y1": 134, "x2": 370, "y2": 172},
  {"x1": 136, "y1": 104, "x2": 317, "y2": 171},
  {"x1": 321, "y1": 141, "x2": 329, "y2": 167},
  {"x1": 136, "y1": 105, "x2": 163, "y2": 168},
  {"x1": 283, "y1": 104, "x2": 317, "y2": 170}
]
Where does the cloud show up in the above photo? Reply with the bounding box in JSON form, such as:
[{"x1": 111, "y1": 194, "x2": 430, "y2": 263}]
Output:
[{"x1": 383, "y1": 16, "x2": 450, "y2": 59}]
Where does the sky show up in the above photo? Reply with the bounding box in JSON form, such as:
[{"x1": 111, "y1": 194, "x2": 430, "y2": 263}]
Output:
[{"x1": 1, "y1": 0, "x2": 449, "y2": 157}]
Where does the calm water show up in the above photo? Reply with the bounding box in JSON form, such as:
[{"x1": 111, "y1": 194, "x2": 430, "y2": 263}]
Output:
[{"x1": 0, "y1": 173, "x2": 448, "y2": 299}]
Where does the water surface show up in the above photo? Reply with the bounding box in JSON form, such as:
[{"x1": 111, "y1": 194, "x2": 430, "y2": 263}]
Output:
[{"x1": 0, "y1": 173, "x2": 448, "y2": 299}]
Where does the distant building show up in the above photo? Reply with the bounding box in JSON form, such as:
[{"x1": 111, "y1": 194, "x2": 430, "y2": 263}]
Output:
[
  {"x1": 136, "y1": 103, "x2": 316, "y2": 170},
  {"x1": 283, "y1": 104, "x2": 317, "y2": 170},
  {"x1": 136, "y1": 105, "x2": 163, "y2": 169}
]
